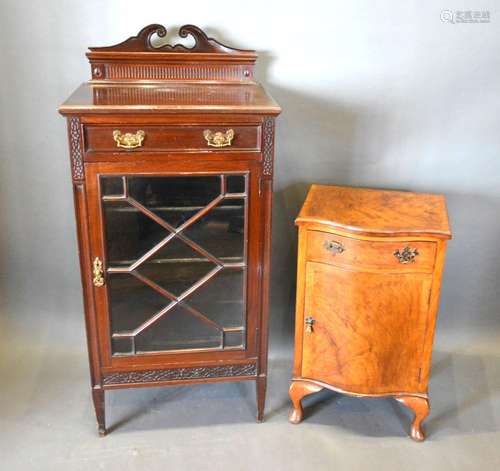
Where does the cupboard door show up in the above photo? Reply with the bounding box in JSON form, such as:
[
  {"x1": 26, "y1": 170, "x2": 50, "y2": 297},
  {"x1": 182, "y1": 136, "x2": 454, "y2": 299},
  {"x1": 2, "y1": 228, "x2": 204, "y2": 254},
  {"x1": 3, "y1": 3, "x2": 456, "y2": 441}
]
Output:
[
  {"x1": 301, "y1": 262, "x2": 433, "y2": 394},
  {"x1": 86, "y1": 163, "x2": 260, "y2": 363}
]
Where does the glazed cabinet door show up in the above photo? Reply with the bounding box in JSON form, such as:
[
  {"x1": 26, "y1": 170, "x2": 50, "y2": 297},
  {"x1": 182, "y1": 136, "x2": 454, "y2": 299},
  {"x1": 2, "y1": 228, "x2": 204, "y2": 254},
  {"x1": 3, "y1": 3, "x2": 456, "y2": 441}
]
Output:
[
  {"x1": 301, "y1": 261, "x2": 433, "y2": 394},
  {"x1": 85, "y1": 161, "x2": 261, "y2": 366}
]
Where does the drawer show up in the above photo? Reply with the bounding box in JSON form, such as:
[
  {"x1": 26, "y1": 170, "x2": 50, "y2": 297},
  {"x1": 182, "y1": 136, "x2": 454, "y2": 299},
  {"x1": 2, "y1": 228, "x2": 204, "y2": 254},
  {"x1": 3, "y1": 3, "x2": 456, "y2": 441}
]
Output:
[
  {"x1": 306, "y1": 231, "x2": 436, "y2": 273},
  {"x1": 84, "y1": 124, "x2": 261, "y2": 153}
]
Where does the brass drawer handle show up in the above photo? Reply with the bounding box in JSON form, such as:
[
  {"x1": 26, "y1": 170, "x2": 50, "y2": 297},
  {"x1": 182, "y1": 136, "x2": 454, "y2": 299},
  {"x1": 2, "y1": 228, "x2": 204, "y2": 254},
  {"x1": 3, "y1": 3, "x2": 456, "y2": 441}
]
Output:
[
  {"x1": 323, "y1": 240, "x2": 345, "y2": 255},
  {"x1": 305, "y1": 316, "x2": 315, "y2": 333},
  {"x1": 93, "y1": 257, "x2": 105, "y2": 287},
  {"x1": 203, "y1": 129, "x2": 234, "y2": 147},
  {"x1": 394, "y1": 246, "x2": 419, "y2": 264},
  {"x1": 112, "y1": 130, "x2": 145, "y2": 149}
]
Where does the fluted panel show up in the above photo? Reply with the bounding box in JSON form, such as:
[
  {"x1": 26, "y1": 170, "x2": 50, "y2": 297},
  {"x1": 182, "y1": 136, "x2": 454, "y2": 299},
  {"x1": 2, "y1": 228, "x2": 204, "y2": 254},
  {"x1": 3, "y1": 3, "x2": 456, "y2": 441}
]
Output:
[{"x1": 105, "y1": 64, "x2": 251, "y2": 81}]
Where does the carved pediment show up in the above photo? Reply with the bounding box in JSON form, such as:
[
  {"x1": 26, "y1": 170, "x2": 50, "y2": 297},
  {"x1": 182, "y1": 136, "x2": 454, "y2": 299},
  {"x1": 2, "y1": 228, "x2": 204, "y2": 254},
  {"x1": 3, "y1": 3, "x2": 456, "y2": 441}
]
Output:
[
  {"x1": 86, "y1": 24, "x2": 257, "y2": 81},
  {"x1": 88, "y1": 24, "x2": 254, "y2": 54}
]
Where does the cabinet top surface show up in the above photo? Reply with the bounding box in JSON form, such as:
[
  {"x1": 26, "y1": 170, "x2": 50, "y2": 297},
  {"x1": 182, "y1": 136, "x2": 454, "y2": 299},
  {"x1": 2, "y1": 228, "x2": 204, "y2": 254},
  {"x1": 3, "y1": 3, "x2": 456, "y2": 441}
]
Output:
[
  {"x1": 59, "y1": 82, "x2": 281, "y2": 115},
  {"x1": 58, "y1": 24, "x2": 280, "y2": 116},
  {"x1": 296, "y1": 185, "x2": 452, "y2": 239}
]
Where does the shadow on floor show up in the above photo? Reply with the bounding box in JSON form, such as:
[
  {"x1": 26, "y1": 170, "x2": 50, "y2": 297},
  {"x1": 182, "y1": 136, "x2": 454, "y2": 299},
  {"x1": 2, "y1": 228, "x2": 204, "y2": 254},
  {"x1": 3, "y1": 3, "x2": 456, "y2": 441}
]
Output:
[
  {"x1": 1, "y1": 337, "x2": 499, "y2": 441},
  {"x1": 93, "y1": 348, "x2": 500, "y2": 439}
]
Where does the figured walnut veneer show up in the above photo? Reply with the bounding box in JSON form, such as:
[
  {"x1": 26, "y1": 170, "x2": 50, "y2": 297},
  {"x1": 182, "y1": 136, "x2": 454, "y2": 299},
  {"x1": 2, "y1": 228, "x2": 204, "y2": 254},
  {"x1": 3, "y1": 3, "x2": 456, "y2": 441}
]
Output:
[{"x1": 289, "y1": 185, "x2": 451, "y2": 441}]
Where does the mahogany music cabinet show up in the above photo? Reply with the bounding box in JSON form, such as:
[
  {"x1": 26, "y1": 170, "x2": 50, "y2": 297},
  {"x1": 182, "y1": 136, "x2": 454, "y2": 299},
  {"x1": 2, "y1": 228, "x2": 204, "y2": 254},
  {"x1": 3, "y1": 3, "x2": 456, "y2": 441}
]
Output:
[
  {"x1": 58, "y1": 24, "x2": 280, "y2": 435},
  {"x1": 289, "y1": 185, "x2": 451, "y2": 441}
]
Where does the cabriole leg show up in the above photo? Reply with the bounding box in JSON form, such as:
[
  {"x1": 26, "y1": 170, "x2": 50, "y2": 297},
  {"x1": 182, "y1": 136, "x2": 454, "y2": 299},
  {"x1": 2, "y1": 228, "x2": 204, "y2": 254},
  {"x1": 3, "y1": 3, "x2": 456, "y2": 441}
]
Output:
[
  {"x1": 395, "y1": 395, "x2": 430, "y2": 442},
  {"x1": 288, "y1": 380, "x2": 323, "y2": 424}
]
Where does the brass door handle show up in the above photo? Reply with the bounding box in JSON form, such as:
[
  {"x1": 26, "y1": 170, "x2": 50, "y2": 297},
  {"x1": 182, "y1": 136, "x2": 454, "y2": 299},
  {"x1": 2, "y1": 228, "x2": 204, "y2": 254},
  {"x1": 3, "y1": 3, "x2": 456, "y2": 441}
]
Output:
[
  {"x1": 305, "y1": 316, "x2": 315, "y2": 333},
  {"x1": 112, "y1": 130, "x2": 145, "y2": 149},
  {"x1": 394, "y1": 246, "x2": 419, "y2": 264},
  {"x1": 203, "y1": 129, "x2": 234, "y2": 147},
  {"x1": 93, "y1": 257, "x2": 105, "y2": 287},
  {"x1": 323, "y1": 240, "x2": 345, "y2": 255}
]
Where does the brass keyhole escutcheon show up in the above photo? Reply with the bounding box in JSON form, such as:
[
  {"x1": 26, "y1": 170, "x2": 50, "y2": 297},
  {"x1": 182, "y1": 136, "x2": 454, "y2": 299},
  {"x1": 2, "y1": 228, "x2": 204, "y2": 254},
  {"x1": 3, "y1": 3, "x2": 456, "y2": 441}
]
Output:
[
  {"x1": 93, "y1": 257, "x2": 105, "y2": 287},
  {"x1": 305, "y1": 316, "x2": 315, "y2": 333},
  {"x1": 323, "y1": 240, "x2": 345, "y2": 255}
]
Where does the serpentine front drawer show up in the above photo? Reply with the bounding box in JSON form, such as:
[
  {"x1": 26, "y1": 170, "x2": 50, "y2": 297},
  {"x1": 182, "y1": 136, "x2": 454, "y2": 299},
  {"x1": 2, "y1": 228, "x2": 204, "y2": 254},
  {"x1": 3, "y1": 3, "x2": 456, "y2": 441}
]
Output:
[{"x1": 306, "y1": 230, "x2": 437, "y2": 274}]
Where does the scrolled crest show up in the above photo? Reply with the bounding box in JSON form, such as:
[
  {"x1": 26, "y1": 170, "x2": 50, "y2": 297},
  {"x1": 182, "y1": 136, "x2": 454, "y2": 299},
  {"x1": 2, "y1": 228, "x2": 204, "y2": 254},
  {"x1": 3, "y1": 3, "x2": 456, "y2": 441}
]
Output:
[{"x1": 88, "y1": 24, "x2": 252, "y2": 54}]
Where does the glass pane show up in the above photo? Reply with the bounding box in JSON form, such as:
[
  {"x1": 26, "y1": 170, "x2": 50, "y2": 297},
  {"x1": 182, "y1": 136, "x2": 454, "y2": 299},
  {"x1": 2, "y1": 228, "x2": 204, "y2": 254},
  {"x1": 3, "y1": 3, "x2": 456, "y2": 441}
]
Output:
[
  {"x1": 135, "y1": 304, "x2": 222, "y2": 352},
  {"x1": 101, "y1": 176, "x2": 125, "y2": 196},
  {"x1": 103, "y1": 200, "x2": 170, "y2": 266},
  {"x1": 100, "y1": 174, "x2": 248, "y2": 356},
  {"x1": 187, "y1": 269, "x2": 245, "y2": 329},
  {"x1": 108, "y1": 273, "x2": 169, "y2": 333},
  {"x1": 136, "y1": 238, "x2": 217, "y2": 297},
  {"x1": 128, "y1": 176, "x2": 221, "y2": 228},
  {"x1": 224, "y1": 330, "x2": 244, "y2": 349},
  {"x1": 183, "y1": 199, "x2": 245, "y2": 262},
  {"x1": 226, "y1": 175, "x2": 245, "y2": 194},
  {"x1": 112, "y1": 337, "x2": 134, "y2": 355}
]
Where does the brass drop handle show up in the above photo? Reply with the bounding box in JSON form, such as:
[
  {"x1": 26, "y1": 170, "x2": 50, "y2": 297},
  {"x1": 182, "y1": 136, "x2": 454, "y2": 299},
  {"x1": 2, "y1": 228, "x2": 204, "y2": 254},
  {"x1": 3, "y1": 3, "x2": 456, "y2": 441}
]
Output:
[
  {"x1": 394, "y1": 246, "x2": 419, "y2": 264},
  {"x1": 112, "y1": 130, "x2": 145, "y2": 149},
  {"x1": 203, "y1": 129, "x2": 234, "y2": 147},
  {"x1": 305, "y1": 316, "x2": 315, "y2": 333},
  {"x1": 323, "y1": 240, "x2": 345, "y2": 255},
  {"x1": 93, "y1": 257, "x2": 105, "y2": 287}
]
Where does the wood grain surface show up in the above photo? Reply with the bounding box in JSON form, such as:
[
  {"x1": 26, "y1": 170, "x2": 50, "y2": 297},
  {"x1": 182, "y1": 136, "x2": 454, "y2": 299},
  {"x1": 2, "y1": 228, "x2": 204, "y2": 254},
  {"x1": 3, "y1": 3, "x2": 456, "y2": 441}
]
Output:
[
  {"x1": 290, "y1": 184, "x2": 451, "y2": 441},
  {"x1": 59, "y1": 25, "x2": 280, "y2": 434},
  {"x1": 296, "y1": 184, "x2": 452, "y2": 239}
]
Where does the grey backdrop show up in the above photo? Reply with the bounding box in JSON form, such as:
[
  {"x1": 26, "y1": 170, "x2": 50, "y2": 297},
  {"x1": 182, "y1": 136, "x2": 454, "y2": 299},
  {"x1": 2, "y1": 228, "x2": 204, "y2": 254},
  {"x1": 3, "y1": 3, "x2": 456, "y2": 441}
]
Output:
[
  {"x1": 1, "y1": 1, "x2": 500, "y2": 469},
  {"x1": 1, "y1": 0, "x2": 499, "y2": 354}
]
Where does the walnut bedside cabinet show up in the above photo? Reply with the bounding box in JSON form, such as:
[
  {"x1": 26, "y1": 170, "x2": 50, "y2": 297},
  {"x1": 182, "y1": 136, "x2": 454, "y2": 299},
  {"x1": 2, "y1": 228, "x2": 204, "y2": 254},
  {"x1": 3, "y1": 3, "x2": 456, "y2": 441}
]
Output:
[
  {"x1": 289, "y1": 185, "x2": 451, "y2": 441},
  {"x1": 58, "y1": 24, "x2": 280, "y2": 435}
]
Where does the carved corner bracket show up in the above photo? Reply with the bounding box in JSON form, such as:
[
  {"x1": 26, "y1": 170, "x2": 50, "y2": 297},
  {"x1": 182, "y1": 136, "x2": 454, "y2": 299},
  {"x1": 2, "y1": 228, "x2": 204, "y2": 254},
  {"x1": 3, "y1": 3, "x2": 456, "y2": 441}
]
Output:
[
  {"x1": 262, "y1": 117, "x2": 275, "y2": 177},
  {"x1": 68, "y1": 117, "x2": 84, "y2": 182}
]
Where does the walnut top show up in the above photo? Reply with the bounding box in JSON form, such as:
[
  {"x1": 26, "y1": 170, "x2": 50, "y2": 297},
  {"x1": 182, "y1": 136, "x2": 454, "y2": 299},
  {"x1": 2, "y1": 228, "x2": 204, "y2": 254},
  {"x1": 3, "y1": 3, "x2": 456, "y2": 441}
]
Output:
[{"x1": 296, "y1": 185, "x2": 452, "y2": 239}]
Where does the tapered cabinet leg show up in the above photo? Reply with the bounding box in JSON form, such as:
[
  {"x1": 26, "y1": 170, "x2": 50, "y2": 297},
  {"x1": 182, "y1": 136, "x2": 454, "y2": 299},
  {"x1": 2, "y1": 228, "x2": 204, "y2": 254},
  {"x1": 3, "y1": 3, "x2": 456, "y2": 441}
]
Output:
[
  {"x1": 256, "y1": 375, "x2": 267, "y2": 422},
  {"x1": 92, "y1": 388, "x2": 106, "y2": 436},
  {"x1": 288, "y1": 380, "x2": 323, "y2": 424},
  {"x1": 395, "y1": 396, "x2": 430, "y2": 442}
]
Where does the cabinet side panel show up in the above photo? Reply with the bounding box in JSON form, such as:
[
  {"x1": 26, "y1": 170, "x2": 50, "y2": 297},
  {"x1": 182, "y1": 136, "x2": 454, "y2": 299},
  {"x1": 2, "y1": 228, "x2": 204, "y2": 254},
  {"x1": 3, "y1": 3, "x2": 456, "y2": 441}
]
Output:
[
  {"x1": 420, "y1": 240, "x2": 448, "y2": 388},
  {"x1": 72, "y1": 182, "x2": 103, "y2": 387},
  {"x1": 67, "y1": 116, "x2": 103, "y2": 387},
  {"x1": 257, "y1": 116, "x2": 275, "y2": 377},
  {"x1": 258, "y1": 177, "x2": 273, "y2": 376},
  {"x1": 292, "y1": 227, "x2": 308, "y2": 377}
]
